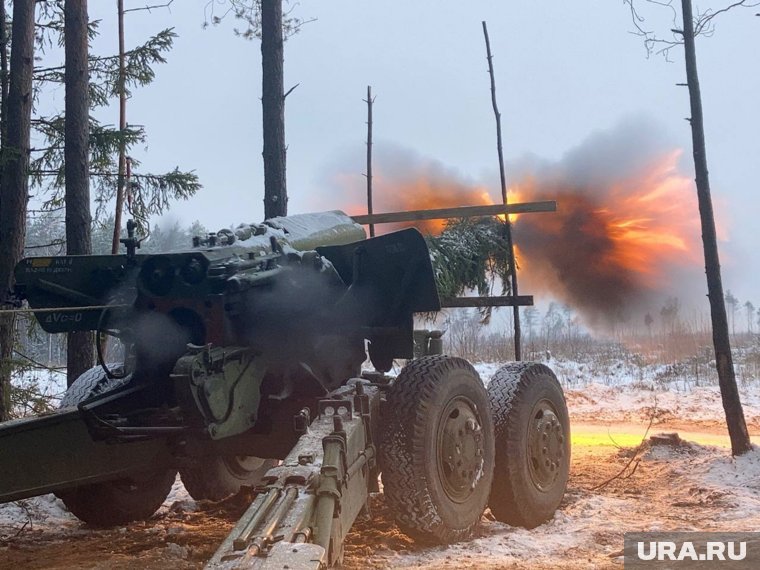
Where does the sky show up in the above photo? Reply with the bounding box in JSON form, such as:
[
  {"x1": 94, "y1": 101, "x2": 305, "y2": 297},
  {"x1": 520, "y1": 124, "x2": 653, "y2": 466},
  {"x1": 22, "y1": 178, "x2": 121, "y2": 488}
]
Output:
[{"x1": 81, "y1": 1, "x2": 760, "y2": 305}]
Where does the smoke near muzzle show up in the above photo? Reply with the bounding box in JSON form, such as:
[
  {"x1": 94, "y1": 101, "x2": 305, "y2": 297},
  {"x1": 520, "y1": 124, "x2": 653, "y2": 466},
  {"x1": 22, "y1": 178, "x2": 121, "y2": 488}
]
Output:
[
  {"x1": 322, "y1": 120, "x2": 708, "y2": 328},
  {"x1": 132, "y1": 311, "x2": 196, "y2": 368}
]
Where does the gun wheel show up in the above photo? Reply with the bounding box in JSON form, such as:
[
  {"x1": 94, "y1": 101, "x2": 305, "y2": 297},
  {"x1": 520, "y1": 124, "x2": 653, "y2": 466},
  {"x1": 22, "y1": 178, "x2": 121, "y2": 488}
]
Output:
[
  {"x1": 380, "y1": 355, "x2": 495, "y2": 543},
  {"x1": 487, "y1": 362, "x2": 570, "y2": 528},
  {"x1": 56, "y1": 365, "x2": 177, "y2": 527},
  {"x1": 57, "y1": 469, "x2": 177, "y2": 527},
  {"x1": 180, "y1": 456, "x2": 276, "y2": 502}
]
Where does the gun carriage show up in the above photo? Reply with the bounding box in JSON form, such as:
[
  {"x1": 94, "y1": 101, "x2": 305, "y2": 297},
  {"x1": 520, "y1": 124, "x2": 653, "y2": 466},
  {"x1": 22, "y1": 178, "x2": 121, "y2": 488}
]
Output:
[{"x1": 0, "y1": 205, "x2": 569, "y2": 569}]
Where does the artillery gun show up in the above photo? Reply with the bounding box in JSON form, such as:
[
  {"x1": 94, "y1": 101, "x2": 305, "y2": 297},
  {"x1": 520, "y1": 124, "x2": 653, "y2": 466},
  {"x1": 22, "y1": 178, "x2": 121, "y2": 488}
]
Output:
[{"x1": 0, "y1": 207, "x2": 569, "y2": 569}]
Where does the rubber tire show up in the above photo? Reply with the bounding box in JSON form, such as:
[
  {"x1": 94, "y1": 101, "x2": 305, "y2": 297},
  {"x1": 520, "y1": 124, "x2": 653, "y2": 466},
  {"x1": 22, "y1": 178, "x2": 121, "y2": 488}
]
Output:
[
  {"x1": 380, "y1": 355, "x2": 495, "y2": 544},
  {"x1": 59, "y1": 363, "x2": 129, "y2": 408},
  {"x1": 180, "y1": 456, "x2": 276, "y2": 501},
  {"x1": 56, "y1": 365, "x2": 178, "y2": 527},
  {"x1": 487, "y1": 362, "x2": 570, "y2": 529}
]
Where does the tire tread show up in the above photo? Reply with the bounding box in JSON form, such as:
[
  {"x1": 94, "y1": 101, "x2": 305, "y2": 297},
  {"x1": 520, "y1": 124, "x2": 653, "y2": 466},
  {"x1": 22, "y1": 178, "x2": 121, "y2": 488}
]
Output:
[
  {"x1": 487, "y1": 362, "x2": 569, "y2": 528},
  {"x1": 381, "y1": 355, "x2": 493, "y2": 543},
  {"x1": 57, "y1": 365, "x2": 175, "y2": 527}
]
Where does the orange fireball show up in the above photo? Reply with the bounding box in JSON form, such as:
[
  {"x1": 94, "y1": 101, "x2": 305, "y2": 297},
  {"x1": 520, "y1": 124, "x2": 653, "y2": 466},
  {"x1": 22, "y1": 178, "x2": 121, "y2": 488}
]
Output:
[{"x1": 336, "y1": 145, "x2": 703, "y2": 327}]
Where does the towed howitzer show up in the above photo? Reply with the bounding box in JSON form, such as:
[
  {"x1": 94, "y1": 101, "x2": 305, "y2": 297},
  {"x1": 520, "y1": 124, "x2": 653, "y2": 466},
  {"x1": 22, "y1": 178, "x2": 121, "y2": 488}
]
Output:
[{"x1": 0, "y1": 209, "x2": 570, "y2": 569}]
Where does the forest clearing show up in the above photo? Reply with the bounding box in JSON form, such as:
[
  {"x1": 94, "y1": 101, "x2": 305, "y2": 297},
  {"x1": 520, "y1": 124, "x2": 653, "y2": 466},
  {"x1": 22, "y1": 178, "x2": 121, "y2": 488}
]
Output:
[{"x1": 0, "y1": 1, "x2": 758, "y2": 569}]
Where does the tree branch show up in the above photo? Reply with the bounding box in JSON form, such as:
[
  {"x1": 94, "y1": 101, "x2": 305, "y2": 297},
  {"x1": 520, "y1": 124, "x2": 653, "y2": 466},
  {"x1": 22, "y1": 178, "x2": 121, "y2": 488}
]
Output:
[
  {"x1": 625, "y1": 0, "x2": 760, "y2": 59},
  {"x1": 283, "y1": 82, "x2": 299, "y2": 99},
  {"x1": 13, "y1": 349, "x2": 67, "y2": 372},
  {"x1": 24, "y1": 240, "x2": 66, "y2": 250},
  {"x1": 123, "y1": 0, "x2": 174, "y2": 14},
  {"x1": 203, "y1": 0, "x2": 313, "y2": 39},
  {"x1": 590, "y1": 397, "x2": 657, "y2": 491},
  {"x1": 34, "y1": 53, "x2": 119, "y2": 75},
  {"x1": 695, "y1": 0, "x2": 760, "y2": 35}
]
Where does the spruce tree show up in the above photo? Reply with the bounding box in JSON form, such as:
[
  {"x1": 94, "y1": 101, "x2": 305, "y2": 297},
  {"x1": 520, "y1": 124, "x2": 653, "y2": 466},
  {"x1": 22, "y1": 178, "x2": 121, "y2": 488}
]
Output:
[
  {"x1": 30, "y1": 14, "x2": 201, "y2": 235},
  {"x1": 0, "y1": 1, "x2": 201, "y2": 406}
]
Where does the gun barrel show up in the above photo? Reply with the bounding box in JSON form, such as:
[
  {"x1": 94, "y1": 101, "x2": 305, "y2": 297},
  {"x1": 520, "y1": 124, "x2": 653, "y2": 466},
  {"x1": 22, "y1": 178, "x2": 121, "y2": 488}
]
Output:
[{"x1": 262, "y1": 211, "x2": 366, "y2": 251}]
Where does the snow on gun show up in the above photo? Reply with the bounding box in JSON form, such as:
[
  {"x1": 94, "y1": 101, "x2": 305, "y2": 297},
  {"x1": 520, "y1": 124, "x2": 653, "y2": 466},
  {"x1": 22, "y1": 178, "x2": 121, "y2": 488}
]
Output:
[{"x1": 0, "y1": 207, "x2": 570, "y2": 569}]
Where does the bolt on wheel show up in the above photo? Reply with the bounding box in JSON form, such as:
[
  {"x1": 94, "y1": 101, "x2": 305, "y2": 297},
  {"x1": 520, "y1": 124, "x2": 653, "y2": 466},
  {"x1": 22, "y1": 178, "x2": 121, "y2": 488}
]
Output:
[
  {"x1": 487, "y1": 362, "x2": 570, "y2": 529},
  {"x1": 380, "y1": 355, "x2": 495, "y2": 544},
  {"x1": 437, "y1": 396, "x2": 488, "y2": 504},
  {"x1": 527, "y1": 401, "x2": 566, "y2": 491}
]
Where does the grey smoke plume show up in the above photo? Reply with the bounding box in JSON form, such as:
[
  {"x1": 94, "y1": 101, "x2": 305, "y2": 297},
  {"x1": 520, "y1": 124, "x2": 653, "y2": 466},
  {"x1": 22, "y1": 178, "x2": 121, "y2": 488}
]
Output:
[{"x1": 323, "y1": 118, "x2": 707, "y2": 328}]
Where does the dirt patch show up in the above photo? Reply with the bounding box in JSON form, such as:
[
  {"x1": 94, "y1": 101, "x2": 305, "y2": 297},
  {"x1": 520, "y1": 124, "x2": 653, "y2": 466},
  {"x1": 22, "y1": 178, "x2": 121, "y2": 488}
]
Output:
[
  {"x1": 1, "y1": 422, "x2": 757, "y2": 570},
  {"x1": 0, "y1": 508, "x2": 236, "y2": 570}
]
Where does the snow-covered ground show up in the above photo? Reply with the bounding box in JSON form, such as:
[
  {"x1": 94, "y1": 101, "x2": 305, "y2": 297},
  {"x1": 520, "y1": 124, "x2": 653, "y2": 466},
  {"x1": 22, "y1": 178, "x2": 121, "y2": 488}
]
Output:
[
  {"x1": 0, "y1": 472, "x2": 195, "y2": 536},
  {"x1": 474, "y1": 356, "x2": 760, "y2": 428},
  {"x1": 1, "y1": 354, "x2": 759, "y2": 569},
  {"x1": 344, "y1": 441, "x2": 760, "y2": 569},
  {"x1": 341, "y1": 357, "x2": 760, "y2": 568}
]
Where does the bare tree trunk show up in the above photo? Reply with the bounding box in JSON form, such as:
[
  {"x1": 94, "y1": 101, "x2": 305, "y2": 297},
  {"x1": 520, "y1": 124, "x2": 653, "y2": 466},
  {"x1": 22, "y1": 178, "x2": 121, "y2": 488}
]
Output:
[
  {"x1": 482, "y1": 21, "x2": 521, "y2": 361},
  {"x1": 111, "y1": 0, "x2": 127, "y2": 254},
  {"x1": 261, "y1": 0, "x2": 287, "y2": 219},
  {"x1": 0, "y1": 0, "x2": 36, "y2": 420},
  {"x1": 365, "y1": 85, "x2": 375, "y2": 237},
  {"x1": 0, "y1": 0, "x2": 9, "y2": 144},
  {"x1": 681, "y1": 0, "x2": 750, "y2": 455},
  {"x1": 65, "y1": 0, "x2": 94, "y2": 387}
]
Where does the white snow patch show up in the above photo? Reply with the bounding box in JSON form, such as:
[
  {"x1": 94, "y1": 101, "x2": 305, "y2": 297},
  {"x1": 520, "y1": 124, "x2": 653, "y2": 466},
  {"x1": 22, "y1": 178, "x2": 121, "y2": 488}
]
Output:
[
  {"x1": 14, "y1": 368, "x2": 67, "y2": 404},
  {"x1": 0, "y1": 476, "x2": 197, "y2": 537},
  {"x1": 159, "y1": 475, "x2": 198, "y2": 514},
  {"x1": 566, "y1": 383, "x2": 760, "y2": 425},
  {"x1": 472, "y1": 362, "x2": 503, "y2": 384},
  {"x1": 696, "y1": 447, "x2": 760, "y2": 525},
  {"x1": 0, "y1": 493, "x2": 78, "y2": 538}
]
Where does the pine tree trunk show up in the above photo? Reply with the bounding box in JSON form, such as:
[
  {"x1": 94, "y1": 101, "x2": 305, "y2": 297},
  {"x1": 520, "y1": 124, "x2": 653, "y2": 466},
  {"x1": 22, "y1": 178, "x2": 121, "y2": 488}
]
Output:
[
  {"x1": 261, "y1": 0, "x2": 287, "y2": 219},
  {"x1": 0, "y1": 0, "x2": 9, "y2": 143},
  {"x1": 65, "y1": 0, "x2": 94, "y2": 387},
  {"x1": 111, "y1": 0, "x2": 127, "y2": 254},
  {"x1": 0, "y1": 0, "x2": 36, "y2": 421},
  {"x1": 681, "y1": 0, "x2": 751, "y2": 455}
]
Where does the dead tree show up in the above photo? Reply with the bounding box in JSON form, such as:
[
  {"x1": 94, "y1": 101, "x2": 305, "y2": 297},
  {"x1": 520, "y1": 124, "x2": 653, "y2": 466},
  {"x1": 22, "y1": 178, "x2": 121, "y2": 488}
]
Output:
[
  {"x1": 203, "y1": 1, "x2": 312, "y2": 220},
  {"x1": 625, "y1": 0, "x2": 756, "y2": 455},
  {"x1": 482, "y1": 21, "x2": 522, "y2": 361},
  {"x1": 364, "y1": 85, "x2": 375, "y2": 237},
  {"x1": 680, "y1": 0, "x2": 751, "y2": 455},
  {"x1": 65, "y1": 0, "x2": 95, "y2": 386},
  {"x1": 0, "y1": 0, "x2": 36, "y2": 420},
  {"x1": 111, "y1": 0, "x2": 128, "y2": 254}
]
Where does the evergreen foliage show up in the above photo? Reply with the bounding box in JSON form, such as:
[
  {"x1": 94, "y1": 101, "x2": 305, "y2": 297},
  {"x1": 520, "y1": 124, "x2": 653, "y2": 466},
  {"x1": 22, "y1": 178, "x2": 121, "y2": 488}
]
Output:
[
  {"x1": 0, "y1": 2, "x2": 202, "y2": 413},
  {"x1": 29, "y1": 7, "x2": 200, "y2": 232},
  {"x1": 26, "y1": 214, "x2": 208, "y2": 256},
  {"x1": 203, "y1": 0, "x2": 307, "y2": 39},
  {"x1": 426, "y1": 217, "x2": 512, "y2": 301}
]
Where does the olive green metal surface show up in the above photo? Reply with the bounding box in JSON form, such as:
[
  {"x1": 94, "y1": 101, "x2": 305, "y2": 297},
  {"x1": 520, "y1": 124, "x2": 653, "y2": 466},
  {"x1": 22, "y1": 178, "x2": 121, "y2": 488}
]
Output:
[{"x1": 0, "y1": 408, "x2": 171, "y2": 502}]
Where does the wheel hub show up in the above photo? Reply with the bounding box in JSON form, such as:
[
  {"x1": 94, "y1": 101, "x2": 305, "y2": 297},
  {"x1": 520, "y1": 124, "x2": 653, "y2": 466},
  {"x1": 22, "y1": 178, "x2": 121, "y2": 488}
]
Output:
[
  {"x1": 527, "y1": 402, "x2": 566, "y2": 491},
  {"x1": 224, "y1": 455, "x2": 267, "y2": 477},
  {"x1": 437, "y1": 396, "x2": 486, "y2": 503}
]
